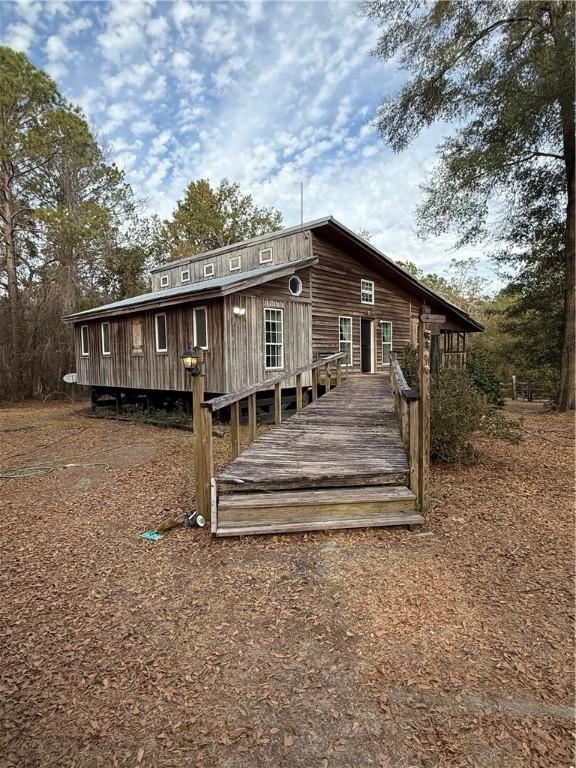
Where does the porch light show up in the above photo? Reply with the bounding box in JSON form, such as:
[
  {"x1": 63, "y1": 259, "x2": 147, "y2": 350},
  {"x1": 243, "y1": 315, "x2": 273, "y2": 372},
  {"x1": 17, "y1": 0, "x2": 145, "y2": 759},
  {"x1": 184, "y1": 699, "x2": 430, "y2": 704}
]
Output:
[{"x1": 181, "y1": 346, "x2": 203, "y2": 376}]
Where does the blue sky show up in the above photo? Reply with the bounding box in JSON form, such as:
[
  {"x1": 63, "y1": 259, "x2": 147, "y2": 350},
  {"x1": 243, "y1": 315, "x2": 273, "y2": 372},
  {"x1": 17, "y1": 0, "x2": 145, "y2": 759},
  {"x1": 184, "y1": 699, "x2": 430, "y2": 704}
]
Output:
[{"x1": 1, "y1": 0, "x2": 493, "y2": 280}]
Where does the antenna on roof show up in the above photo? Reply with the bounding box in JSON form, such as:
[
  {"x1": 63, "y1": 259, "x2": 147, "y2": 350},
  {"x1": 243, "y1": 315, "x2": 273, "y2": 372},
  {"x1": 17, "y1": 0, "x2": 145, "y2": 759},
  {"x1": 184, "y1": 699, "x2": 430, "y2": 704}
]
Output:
[{"x1": 300, "y1": 181, "x2": 304, "y2": 226}]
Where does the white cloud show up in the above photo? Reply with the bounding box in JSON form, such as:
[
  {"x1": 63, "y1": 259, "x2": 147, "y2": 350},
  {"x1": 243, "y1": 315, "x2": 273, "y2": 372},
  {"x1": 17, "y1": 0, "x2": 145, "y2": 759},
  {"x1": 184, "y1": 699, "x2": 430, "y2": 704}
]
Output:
[{"x1": 4, "y1": 22, "x2": 35, "y2": 53}]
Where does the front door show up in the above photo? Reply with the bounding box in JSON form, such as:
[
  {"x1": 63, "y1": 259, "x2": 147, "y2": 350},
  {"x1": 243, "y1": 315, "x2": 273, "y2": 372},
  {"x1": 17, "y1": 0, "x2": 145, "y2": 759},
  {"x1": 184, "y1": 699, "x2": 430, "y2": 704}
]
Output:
[{"x1": 361, "y1": 319, "x2": 373, "y2": 373}]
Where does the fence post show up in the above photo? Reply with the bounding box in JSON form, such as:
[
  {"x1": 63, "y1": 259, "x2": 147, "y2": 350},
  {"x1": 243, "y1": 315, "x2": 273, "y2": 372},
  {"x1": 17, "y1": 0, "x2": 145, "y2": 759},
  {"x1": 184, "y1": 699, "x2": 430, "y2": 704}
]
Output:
[
  {"x1": 417, "y1": 321, "x2": 431, "y2": 516},
  {"x1": 512, "y1": 374, "x2": 516, "y2": 400}
]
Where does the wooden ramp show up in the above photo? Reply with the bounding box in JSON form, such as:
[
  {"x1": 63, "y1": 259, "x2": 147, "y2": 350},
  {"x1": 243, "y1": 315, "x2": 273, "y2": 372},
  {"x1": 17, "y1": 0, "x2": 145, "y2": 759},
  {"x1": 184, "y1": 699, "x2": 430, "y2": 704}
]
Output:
[{"x1": 214, "y1": 375, "x2": 424, "y2": 536}]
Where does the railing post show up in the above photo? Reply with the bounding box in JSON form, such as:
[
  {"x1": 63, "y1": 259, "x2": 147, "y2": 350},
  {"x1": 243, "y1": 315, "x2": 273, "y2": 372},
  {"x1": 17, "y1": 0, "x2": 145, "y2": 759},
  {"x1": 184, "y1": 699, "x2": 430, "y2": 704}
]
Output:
[
  {"x1": 324, "y1": 363, "x2": 330, "y2": 391},
  {"x1": 197, "y1": 406, "x2": 213, "y2": 521},
  {"x1": 311, "y1": 367, "x2": 318, "y2": 401},
  {"x1": 230, "y1": 400, "x2": 240, "y2": 459},
  {"x1": 336, "y1": 359, "x2": 342, "y2": 386},
  {"x1": 248, "y1": 392, "x2": 257, "y2": 442},
  {"x1": 274, "y1": 381, "x2": 282, "y2": 424},
  {"x1": 296, "y1": 372, "x2": 303, "y2": 412},
  {"x1": 409, "y1": 399, "x2": 419, "y2": 495},
  {"x1": 417, "y1": 322, "x2": 431, "y2": 516}
]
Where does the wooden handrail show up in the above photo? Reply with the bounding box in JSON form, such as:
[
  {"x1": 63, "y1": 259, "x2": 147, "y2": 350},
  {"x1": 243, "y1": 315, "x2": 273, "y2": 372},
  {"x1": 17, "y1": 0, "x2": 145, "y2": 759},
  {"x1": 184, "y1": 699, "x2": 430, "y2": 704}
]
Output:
[
  {"x1": 389, "y1": 352, "x2": 418, "y2": 402},
  {"x1": 202, "y1": 351, "x2": 348, "y2": 412}
]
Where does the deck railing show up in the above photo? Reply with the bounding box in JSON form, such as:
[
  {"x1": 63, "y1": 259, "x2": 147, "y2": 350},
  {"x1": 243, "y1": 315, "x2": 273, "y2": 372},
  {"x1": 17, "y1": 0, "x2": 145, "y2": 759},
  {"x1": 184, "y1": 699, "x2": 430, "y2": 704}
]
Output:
[
  {"x1": 389, "y1": 319, "x2": 431, "y2": 515},
  {"x1": 193, "y1": 351, "x2": 349, "y2": 526}
]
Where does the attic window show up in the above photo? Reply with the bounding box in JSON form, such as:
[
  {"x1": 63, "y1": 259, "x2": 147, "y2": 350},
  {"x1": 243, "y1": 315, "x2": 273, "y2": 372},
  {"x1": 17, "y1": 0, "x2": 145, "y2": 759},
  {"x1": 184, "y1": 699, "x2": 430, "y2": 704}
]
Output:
[
  {"x1": 181, "y1": 269, "x2": 190, "y2": 283},
  {"x1": 229, "y1": 255, "x2": 241, "y2": 271},
  {"x1": 204, "y1": 263, "x2": 215, "y2": 278},
  {"x1": 361, "y1": 279, "x2": 374, "y2": 305},
  {"x1": 160, "y1": 274, "x2": 169, "y2": 288},
  {"x1": 259, "y1": 248, "x2": 273, "y2": 264}
]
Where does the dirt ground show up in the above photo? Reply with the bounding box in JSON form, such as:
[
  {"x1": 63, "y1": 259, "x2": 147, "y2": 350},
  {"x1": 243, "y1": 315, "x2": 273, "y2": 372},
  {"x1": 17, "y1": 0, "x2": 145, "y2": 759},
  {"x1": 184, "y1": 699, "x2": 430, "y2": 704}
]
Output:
[{"x1": 0, "y1": 400, "x2": 574, "y2": 768}]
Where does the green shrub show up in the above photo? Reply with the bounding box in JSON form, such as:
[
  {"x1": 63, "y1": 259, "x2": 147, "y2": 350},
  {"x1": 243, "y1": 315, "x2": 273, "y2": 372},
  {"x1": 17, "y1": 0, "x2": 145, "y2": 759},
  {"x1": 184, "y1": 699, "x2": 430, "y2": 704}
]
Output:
[
  {"x1": 466, "y1": 348, "x2": 504, "y2": 406},
  {"x1": 430, "y1": 367, "x2": 520, "y2": 464}
]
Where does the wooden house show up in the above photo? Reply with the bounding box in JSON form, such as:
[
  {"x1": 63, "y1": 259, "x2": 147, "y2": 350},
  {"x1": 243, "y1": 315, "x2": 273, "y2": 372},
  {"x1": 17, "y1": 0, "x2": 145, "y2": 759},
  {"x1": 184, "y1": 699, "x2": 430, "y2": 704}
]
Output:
[{"x1": 64, "y1": 217, "x2": 482, "y2": 406}]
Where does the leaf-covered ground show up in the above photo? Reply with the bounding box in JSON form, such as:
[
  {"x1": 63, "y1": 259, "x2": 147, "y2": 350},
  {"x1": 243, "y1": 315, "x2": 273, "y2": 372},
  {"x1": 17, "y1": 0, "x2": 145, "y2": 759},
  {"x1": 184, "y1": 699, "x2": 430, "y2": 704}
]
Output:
[{"x1": 0, "y1": 400, "x2": 573, "y2": 768}]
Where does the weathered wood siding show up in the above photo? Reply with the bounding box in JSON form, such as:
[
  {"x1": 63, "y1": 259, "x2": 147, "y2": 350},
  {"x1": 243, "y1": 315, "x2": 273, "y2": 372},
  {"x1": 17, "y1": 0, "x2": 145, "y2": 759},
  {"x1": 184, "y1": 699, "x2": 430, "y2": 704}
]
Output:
[
  {"x1": 151, "y1": 230, "x2": 312, "y2": 291},
  {"x1": 222, "y1": 271, "x2": 313, "y2": 391},
  {"x1": 310, "y1": 234, "x2": 412, "y2": 369},
  {"x1": 75, "y1": 300, "x2": 225, "y2": 393}
]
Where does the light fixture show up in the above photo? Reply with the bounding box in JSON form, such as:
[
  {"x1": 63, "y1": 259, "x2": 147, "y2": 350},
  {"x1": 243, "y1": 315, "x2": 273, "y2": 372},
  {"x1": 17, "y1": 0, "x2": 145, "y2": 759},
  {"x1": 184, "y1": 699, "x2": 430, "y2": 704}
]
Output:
[
  {"x1": 233, "y1": 306, "x2": 246, "y2": 316},
  {"x1": 180, "y1": 346, "x2": 203, "y2": 376}
]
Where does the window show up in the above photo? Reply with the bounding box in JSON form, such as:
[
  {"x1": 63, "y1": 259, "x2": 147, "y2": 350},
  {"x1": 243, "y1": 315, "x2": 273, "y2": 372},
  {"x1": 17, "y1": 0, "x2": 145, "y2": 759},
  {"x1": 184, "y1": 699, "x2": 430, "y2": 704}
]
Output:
[
  {"x1": 101, "y1": 322, "x2": 110, "y2": 355},
  {"x1": 194, "y1": 307, "x2": 208, "y2": 349},
  {"x1": 181, "y1": 269, "x2": 190, "y2": 283},
  {"x1": 264, "y1": 308, "x2": 283, "y2": 370},
  {"x1": 229, "y1": 255, "x2": 241, "y2": 271},
  {"x1": 288, "y1": 275, "x2": 303, "y2": 296},
  {"x1": 80, "y1": 325, "x2": 89, "y2": 356},
  {"x1": 204, "y1": 263, "x2": 215, "y2": 278},
  {"x1": 361, "y1": 279, "x2": 375, "y2": 305},
  {"x1": 338, "y1": 316, "x2": 353, "y2": 365},
  {"x1": 155, "y1": 313, "x2": 167, "y2": 353},
  {"x1": 132, "y1": 318, "x2": 143, "y2": 355},
  {"x1": 381, "y1": 321, "x2": 392, "y2": 365},
  {"x1": 259, "y1": 248, "x2": 273, "y2": 264},
  {"x1": 160, "y1": 274, "x2": 169, "y2": 288}
]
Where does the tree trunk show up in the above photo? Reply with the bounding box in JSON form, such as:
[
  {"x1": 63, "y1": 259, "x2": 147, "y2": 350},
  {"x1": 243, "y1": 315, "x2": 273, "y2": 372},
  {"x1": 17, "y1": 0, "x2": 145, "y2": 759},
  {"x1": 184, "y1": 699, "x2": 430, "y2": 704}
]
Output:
[{"x1": 1, "y1": 171, "x2": 20, "y2": 393}]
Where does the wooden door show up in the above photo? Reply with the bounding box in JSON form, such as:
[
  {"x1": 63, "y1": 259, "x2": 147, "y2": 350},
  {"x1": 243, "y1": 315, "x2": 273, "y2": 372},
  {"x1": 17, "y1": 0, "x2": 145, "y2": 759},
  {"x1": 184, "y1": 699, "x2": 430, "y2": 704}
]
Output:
[{"x1": 361, "y1": 319, "x2": 373, "y2": 373}]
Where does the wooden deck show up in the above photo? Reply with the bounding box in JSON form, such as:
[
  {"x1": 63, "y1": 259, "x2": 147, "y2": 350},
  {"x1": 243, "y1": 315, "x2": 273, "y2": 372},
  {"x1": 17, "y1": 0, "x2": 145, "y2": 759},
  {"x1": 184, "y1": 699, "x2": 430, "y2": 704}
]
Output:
[{"x1": 214, "y1": 375, "x2": 424, "y2": 536}]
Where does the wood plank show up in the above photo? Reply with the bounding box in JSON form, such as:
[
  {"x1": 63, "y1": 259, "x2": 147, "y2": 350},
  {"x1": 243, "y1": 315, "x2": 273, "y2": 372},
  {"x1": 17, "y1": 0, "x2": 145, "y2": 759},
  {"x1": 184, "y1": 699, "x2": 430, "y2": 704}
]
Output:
[{"x1": 216, "y1": 512, "x2": 425, "y2": 537}]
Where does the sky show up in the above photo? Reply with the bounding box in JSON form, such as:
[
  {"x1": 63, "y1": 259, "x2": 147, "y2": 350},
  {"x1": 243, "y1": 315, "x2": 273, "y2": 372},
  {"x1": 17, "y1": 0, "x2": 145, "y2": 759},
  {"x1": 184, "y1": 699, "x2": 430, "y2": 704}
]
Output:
[{"x1": 1, "y1": 0, "x2": 495, "y2": 280}]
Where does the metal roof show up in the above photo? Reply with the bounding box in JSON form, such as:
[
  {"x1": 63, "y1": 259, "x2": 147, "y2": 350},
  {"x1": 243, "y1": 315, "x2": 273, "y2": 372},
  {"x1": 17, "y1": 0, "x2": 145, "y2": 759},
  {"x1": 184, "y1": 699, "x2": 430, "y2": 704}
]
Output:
[{"x1": 65, "y1": 259, "x2": 311, "y2": 320}]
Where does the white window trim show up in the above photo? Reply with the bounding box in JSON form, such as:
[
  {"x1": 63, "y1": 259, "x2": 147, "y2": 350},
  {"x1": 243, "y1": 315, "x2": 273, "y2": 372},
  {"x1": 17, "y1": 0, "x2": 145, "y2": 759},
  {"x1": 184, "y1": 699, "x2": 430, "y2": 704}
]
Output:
[
  {"x1": 361, "y1": 279, "x2": 375, "y2": 305},
  {"x1": 229, "y1": 255, "x2": 241, "y2": 271},
  {"x1": 160, "y1": 274, "x2": 170, "y2": 288},
  {"x1": 381, "y1": 320, "x2": 393, "y2": 366},
  {"x1": 264, "y1": 307, "x2": 284, "y2": 370},
  {"x1": 204, "y1": 263, "x2": 215, "y2": 278},
  {"x1": 289, "y1": 275, "x2": 303, "y2": 297},
  {"x1": 338, "y1": 316, "x2": 353, "y2": 366},
  {"x1": 259, "y1": 248, "x2": 273, "y2": 264},
  {"x1": 181, "y1": 269, "x2": 190, "y2": 283},
  {"x1": 80, "y1": 325, "x2": 89, "y2": 356},
  {"x1": 155, "y1": 313, "x2": 168, "y2": 353},
  {"x1": 193, "y1": 306, "x2": 209, "y2": 350},
  {"x1": 101, "y1": 322, "x2": 110, "y2": 356}
]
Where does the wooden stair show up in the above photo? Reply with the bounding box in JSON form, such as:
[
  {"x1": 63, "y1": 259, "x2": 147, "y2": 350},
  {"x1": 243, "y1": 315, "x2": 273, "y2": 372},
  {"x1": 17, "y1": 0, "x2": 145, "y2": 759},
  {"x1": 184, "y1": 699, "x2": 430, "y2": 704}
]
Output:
[{"x1": 215, "y1": 485, "x2": 423, "y2": 537}]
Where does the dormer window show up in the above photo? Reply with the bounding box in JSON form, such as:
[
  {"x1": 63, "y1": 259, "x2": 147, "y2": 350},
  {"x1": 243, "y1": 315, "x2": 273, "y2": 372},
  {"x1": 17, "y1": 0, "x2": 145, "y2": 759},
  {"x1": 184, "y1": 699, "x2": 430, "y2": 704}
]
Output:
[
  {"x1": 160, "y1": 274, "x2": 169, "y2": 288},
  {"x1": 181, "y1": 269, "x2": 190, "y2": 283},
  {"x1": 259, "y1": 248, "x2": 273, "y2": 264},
  {"x1": 204, "y1": 263, "x2": 215, "y2": 278},
  {"x1": 229, "y1": 255, "x2": 241, "y2": 271}
]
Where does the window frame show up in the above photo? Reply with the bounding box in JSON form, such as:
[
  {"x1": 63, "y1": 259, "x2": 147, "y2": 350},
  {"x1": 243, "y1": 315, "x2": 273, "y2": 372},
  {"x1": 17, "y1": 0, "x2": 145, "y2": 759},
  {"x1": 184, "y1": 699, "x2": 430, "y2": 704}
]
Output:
[
  {"x1": 259, "y1": 248, "x2": 273, "y2": 264},
  {"x1": 264, "y1": 307, "x2": 284, "y2": 371},
  {"x1": 229, "y1": 255, "x2": 241, "y2": 271},
  {"x1": 154, "y1": 312, "x2": 168, "y2": 353},
  {"x1": 381, "y1": 320, "x2": 393, "y2": 366},
  {"x1": 193, "y1": 306, "x2": 209, "y2": 350},
  {"x1": 180, "y1": 268, "x2": 191, "y2": 283},
  {"x1": 160, "y1": 274, "x2": 170, "y2": 288},
  {"x1": 80, "y1": 325, "x2": 89, "y2": 357},
  {"x1": 131, "y1": 318, "x2": 143, "y2": 356},
  {"x1": 288, "y1": 275, "x2": 303, "y2": 297},
  {"x1": 361, "y1": 279, "x2": 375, "y2": 305},
  {"x1": 338, "y1": 316, "x2": 353, "y2": 366},
  {"x1": 101, "y1": 322, "x2": 111, "y2": 356},
  {"x1": 204, "y1": 263, "x2": 215, "y2": 278}
]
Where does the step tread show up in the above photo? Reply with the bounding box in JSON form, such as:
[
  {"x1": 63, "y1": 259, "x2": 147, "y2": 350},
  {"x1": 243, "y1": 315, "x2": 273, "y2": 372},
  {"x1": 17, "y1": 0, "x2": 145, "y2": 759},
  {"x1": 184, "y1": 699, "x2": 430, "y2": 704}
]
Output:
[
  {"x1": 216, "y1": 512, "x2": 425, "y2": 537},
  {"x1": 218, "y1": 484, "x2": 416, "y2": 510}
]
